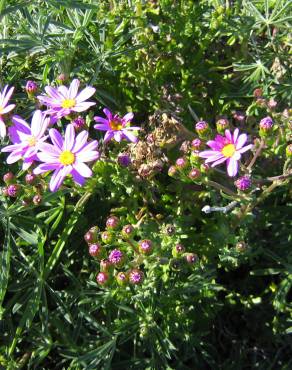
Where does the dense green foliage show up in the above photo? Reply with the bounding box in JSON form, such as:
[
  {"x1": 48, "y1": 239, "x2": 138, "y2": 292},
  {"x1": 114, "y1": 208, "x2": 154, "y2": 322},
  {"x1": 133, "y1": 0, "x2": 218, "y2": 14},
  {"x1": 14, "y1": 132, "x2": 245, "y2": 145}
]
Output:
[{"x1": 0, "y1": 1, "x2": 291, "y2": 369}]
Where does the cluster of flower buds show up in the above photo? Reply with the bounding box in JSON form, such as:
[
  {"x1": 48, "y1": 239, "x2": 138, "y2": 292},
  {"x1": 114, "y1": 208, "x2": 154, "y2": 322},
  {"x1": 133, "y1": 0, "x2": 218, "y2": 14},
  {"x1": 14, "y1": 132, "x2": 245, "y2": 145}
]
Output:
[
  {"x1": 1, "y1": 171, "x2": 44, "y2": 205},
  {"x1": 84, "y1": 215, "x2": 151, "y2": 288}
]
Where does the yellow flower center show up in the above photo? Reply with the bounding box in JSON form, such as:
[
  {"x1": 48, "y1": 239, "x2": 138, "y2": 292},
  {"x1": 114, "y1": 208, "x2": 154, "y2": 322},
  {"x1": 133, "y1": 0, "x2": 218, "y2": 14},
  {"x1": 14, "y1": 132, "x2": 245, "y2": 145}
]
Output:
[
  {"x1": 59, "y1": 150, "x2": 75, "y2": 165},
  {"x1": 61, "y1": 99, "x2": 76, "y2": 109},
  {"x1": 110, "y1": 120, "x2": 123, "y2": 131},
  {"x1": 0, "y1": 107, "x2": 3, "y2": 114},
  {"x1": 222, "y1": 143, "x2": 236, "y2": 158},
  {"x1": 27, "y1": 136, "x2": 37, "y2": 147}
]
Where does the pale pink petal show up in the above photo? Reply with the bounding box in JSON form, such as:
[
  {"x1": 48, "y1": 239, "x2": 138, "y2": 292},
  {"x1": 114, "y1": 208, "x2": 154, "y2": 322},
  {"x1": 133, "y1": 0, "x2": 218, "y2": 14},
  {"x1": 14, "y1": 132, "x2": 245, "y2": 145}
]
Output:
[
  {"x1": 68, "y1": 79, "x2": 80, "y2": 99},
  {"x1": 1, "y1": 143, "x2": 25, "y2": 153},
  {"x1": 211, "y1": 156, "x2": 227, "y2": 167},
  {"x1": 103, "y1": 108, "x2": 112, "y2": 120},
  {"x1": 94, "y1": 123, "x2": 109, "y2": 131},
  {"x1": 199, "y1": 150, "x2": 221, "y2": 159},
  {"x1": 6, "y1": 150, "x2": 24, "y2": 164},
  {"x1": 77, "y1": 140, "x2": 98, "y2": 154},
  {"x1": 235, "y1": 133, "x2": 247, "y2": 149},
  {"x1": 2, "y1": 86, "x2": 14, "y2": 107},
  {"x1": 64, "y1": 124, "x2": 75, "y2": 151},
  {"x1": 122, "y1": 130, "x2": 138, "y2": 143},
  {"x1": 49, "y1": 128, "x2": 63, "y2": 150},
  {"x1": 104, "y1": 131, "x2": 114, "y2": 143},
  {"x1": 225, "y1": 129, "x2": 232, "y2": 142},
  {"x1": 72, "y1": 130, "x2": 89, "y2": 153},
  {"x1": 233, "y1": 128, "x2": 239, "y2": 143},
  {"x1": 76, "y1": 150, "x2": 100, "y2": 163},
  {"x1": 0, "y1": 119, "x2": 6, "y2": 138},
  {"x1": 38, "y1": 142, "x2": 61, "y2": 156},
  {"x1": 75, "y1": 86, "x2": 95, "y2": 103},
  {"x1": 37, "y1": 152, "x2": 60, "y2": 163},
  {"x1": 58, "y1": 85, "x2": 69, "y2": 99},
  {"x1": 122, "y1": 112, "x2": 134, "y2": 122},
  {"x1": 73, "y1": 162, "x2": 92, "y2": 177},
  {"x1": 72, "y1": 102, "x2": 96, "y2": 112},
  {"x1": 45, "y1": 86, "x2": 63, "y2": 101},
  {"x1": 22, "y1": 160, "x2": 33, "y2": 171},
  {"x1": 34, "y1": 163, "x2": 61, "y2": 174},
  {"x1": 205, "y1": 153, "x2": 224, "y2": 163},
  {"x1": 1, "y1": 104, "x2": 15, "y2": 114},
  {"x1": 237, "y1": 144, "x2": 253, "y2": 154},
  {"x1": 114, "y1": 131, "x2": 122, "y2": 142},
  {"x1": 49, "y1": 166, "x2": 72, "y2": 192},
  {"x1": 226, "y1": 157, "x2": 238, "y2": 177}
]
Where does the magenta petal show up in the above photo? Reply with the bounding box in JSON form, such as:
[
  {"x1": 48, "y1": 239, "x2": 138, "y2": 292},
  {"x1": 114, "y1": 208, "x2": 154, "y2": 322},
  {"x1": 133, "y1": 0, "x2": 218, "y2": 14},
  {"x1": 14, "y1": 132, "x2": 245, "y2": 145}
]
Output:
[
  {"x1": 75, "y1": 86, "x2": 95, "y2": 103},
  {"x1": 94, "y1": 123, "x2": 109, "y2": 131},
  {"x1": 103, "y1": 108, "x2": 112, "y2": 120},
  {"x1": 73, "y1": 162, "x2": 92, "y2": 177},
  {"x1": 94, "y1": 116, "x2": 109, "y2": 124},
  {"x1": 71, "y1": 169, "x2": 85, "y2": 186},
  {"x1": 63, "y1": 124, "x2": 75, "y2": 151},
  {"x1": 226, "y1": 157, "x2": 238, "y2": 177},
  {"x1": 104, "y1": 131, "x2": 114, "y2": 143},
  {"x1": 206, "y1": 140, "x2": 223, "y2": 151},
  {"x1": 49, "y1": 166, "x2": 71, "y2": 192}
]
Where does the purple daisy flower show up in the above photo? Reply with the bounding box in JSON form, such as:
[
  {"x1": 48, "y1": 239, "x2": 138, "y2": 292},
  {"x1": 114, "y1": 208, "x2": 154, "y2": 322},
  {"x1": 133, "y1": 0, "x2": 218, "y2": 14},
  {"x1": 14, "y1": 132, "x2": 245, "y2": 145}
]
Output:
[
  {"x1": 0, "y1": 85, "x2": 16, "y2": 138},
  {"x1": 37, "y1": 79, "x2": 96, "y2": 119},
  {"x1": 33, "y1": 124, "x2": 99, "y2": 192},
  {"x1": 94, "y1": 108, "x2": 140, "y2": 143},
  {"x1": 1, "y1": 110, "x2": 50, "y2": 170},
  {"x1": 199, "y1": 129, "x2": 253, "y2": 177}
]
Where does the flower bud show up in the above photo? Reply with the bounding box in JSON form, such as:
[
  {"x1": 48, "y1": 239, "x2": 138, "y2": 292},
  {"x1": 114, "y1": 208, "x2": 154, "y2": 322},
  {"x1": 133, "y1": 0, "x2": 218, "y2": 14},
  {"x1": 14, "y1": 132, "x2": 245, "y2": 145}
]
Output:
[
  {"x1": 169, "y1": 258, "x2": 182, "y2": 271},
  {"x1": 25, "y1": 80, "x2": 38, "y2": 95},
  {"x1": 200, "y1": 163, "x2": 210, "y2": 173},
  {"x1": 138, "y1": 239, "x2": 153, "y2": 254},
  {"x1": 165, "y1": 224, "x2": 176, "y2": 235},
  {"x1": 100, "y1": 259, "x2": 112, "y2": 272},
  {"x1": 21, "y1": 197, "x2": 31, "y2": 207},
  {"x1": 168, "y1": 165, "x2": 177, "y2": 177},
  {"x1": 89, "y1": 243, "x2": 102, "y2": 257},
  {"x1": 259, "y1": 116, "x2": 273, "y2": 136},
  {"x1": 216, "y1": 118, "x2": 229, "y2": 133},
  {"x1": 108, "y1": 249, "x2": 124, "y2": 266},
  {"x1": 253, "y1": 88, "x2": 263, "y2": 98},
  {"x1": 185, "y1": 253, "x2": 198, "y2": 265},
  {"x1": 256, "y1": 98, "x2": 266, "y2": 107},
  {"x1": 188, "y1": 168, "x2": 201, "y2": 180},
  {"x1": 72, "y1": 116, "x2": 85, "y2": 129},
  {"x1": 96, "y1": 272, "x2": 109, "y2": 286},
  {"x1": 33, "y1": 194, "x2": 42, "y2": 205},
  {"x1": 116, "y1": 271, "x2": 128, "y2": 286},
  {"x1": 25, "y1": 173, "x2": 37, "y2": 185},
  {"x1": 234, "y1": 176, "x2": 251, "y2": 191},
  {"x1": 101, "y1": 230, "x2": 114, "y2": 244},
  {"x1": 106, "y1": 215, "x2": 119, "y2": 230},
  {"x1": 122, "y1": 224, "x2": 135, "y2": 239},
  {"x1": 195, "y1": 121, "x2": 209, "y2": 137},
  {"x1": 235, "y1": 241, "x2": 247, "y2": 252},
  {"x1": 191, "y1": 138, "x2": 202, "y2": 149},
  {"x1": 179, "y1": 141, "x2": 190, "y2": 154},
  {"x1": 286, "y1": 144, "x2": 292, "y2": 157},
  {"x1": 84, "y1": 226, "x2": 99, "y2": 244},
  {"x1": 176, "y1": 157, "x2": 188, "y2": 169},
  {"x1": 3, "y1": 172, "x2": 15, "y2": 184},
  {"x1": 1, "y1": 187, "x2": 9, "y2": 197},
  {"x1": 190, "y1": 150, "x2": 200, "y2": 164},
  {"x1": 233, "y1": 111, "x2": 245, "y2": 122},
  {"x1": 268, "y1": 98, "x2": 277, "y2": 109},
  {"x1": 117, "y1": 153, "x2": 131, "y2": 167},
  {"x1": 129, "y1": 269, "x2": 144, "y2": 285},
  {"x1": 7, "y1": 184, "x2": 20, "y2": 198},
  {"x1": 172, "y1": 243, "x2": 185, "y2": 257},
  {"x1": 56, "y1": 73, "x2": 68, "y2": 84}
]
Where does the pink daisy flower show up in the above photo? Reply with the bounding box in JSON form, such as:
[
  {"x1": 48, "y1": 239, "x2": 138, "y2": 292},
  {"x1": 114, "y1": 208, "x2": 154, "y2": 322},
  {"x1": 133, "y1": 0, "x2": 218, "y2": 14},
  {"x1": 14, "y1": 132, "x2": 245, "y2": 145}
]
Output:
[
  {"x1": 1, "y1": 110, "x2": 50, "y2": 170},
  {"x1": 33, "y1": 124, "x2": 100, "y2": 192},
  {"x1": 37, "y1": 79, "x2": 96, "y2": 119},
  {"x1": 94, "y1": 108, "x2": 140, "y2": 143},
  {"x1": 0, "y1": 85, "x2": 16, "y2": 138},
  {"x1": 199, "y1": 129, "x2": 253, "y2": 177}
]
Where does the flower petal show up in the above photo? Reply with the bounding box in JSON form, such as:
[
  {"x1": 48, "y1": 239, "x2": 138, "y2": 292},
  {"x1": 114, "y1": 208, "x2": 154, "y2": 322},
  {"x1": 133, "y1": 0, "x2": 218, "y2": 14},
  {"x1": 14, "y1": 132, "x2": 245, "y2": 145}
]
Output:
[
  {"x1": 75, "y1": 86, "x2": 96, "y2": 103},
  {"x1": 34, "y1": 163, "x2": 61, "y2": 174},
  {"x1": 104, "y1": 131, "x2": 114, "y2": 143},
  {"x1": 122, "y1": 112, "x2": 134, "y2": 122},
  {"x1": 0, "y1": 119, "x2": 6, "y2": 138},
  {"x1": 76, "y1": 150, "x2": 100, "y2": 163},
  {"x1": 233, "y1": 128, "x2": 239, "y2": 143},
  {"x1": 94, "y1": 123, "x2": 109, "y2": 131},
  {"x1": 49, "y1": 128, "x2": 64, "y2": 150},
  {"x1": 226, "y1": 157, "x2": 238, "y2": 177},
  {"x1": 64, "y1": 124, "x2": 75, "y2": 151},
  {"x1": 73, "y1": 162, "x2": 92, "y2": 177},
  {"x1": 122, "y1": 130, "x2": 138, "y2": 143},
  {"x1": 211, "y1": 156, "x2": 227, "y2": 167},
  {"x1": 68, "y1": 79, "x2": 80, "y2": 99},
  {"x1": 199, "y1": 150, "x2": 221, "y2": 158},
  {"x1": 72, "y1": 102, "x2": 96, "y2": 112},
  {"x1": 73, "y1": 130, "x2": 89, "y2": 153},
  {"x1": 237, "y1": 144, "x2": 253, "y2": 154},
  {"x1": 235, "y1": 133, "x2": 247, "y2": 149}
]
